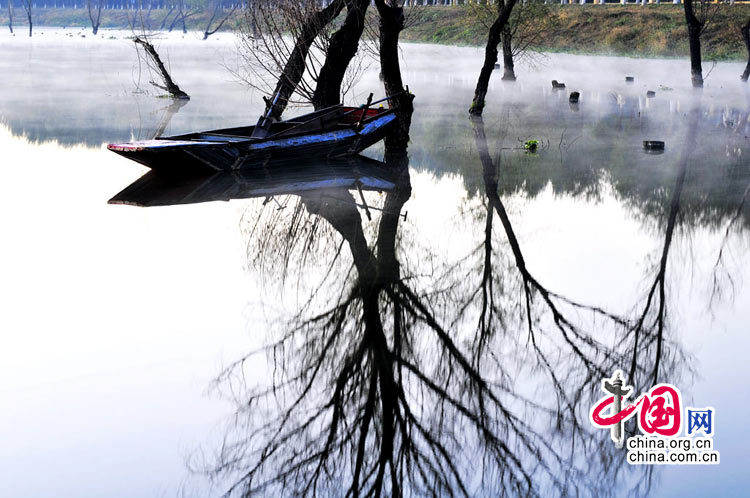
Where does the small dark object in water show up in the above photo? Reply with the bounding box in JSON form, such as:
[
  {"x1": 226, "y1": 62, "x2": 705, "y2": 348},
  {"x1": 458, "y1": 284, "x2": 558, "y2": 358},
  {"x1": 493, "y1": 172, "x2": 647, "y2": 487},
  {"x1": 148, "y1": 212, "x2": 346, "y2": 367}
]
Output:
[
  {"x1": 494, "y1": 63, "x2": 500, "y2": 70},
  {"x1": 569, "y1": 91, "x2": 580, "y2": 104},
  {"x1": 552, "y1": 80, "x2": 566, "y2": 89},
  {"x1": 625, "y1": 76, "x2": 635, "y2": 83},
  {"x1": 646, "y1": 90, "x2": 656, "y2": 98},
  {"x1": 524, "y1": 140, "x2": 538, "y2": 153},
  {"x1": 643, "y1": 140, "x2": 665, "y2": 152}
]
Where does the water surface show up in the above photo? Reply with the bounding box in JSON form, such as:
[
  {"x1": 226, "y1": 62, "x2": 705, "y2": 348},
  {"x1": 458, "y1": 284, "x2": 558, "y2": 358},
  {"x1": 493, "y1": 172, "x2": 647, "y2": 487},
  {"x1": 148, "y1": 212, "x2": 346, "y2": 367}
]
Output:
[{"x1": 1, "y1": 28, "x2": 749, "y2": 497}]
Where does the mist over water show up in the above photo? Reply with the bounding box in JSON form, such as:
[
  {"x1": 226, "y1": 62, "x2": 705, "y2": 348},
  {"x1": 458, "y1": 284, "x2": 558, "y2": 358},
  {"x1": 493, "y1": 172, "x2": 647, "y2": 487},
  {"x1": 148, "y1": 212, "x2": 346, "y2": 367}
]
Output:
[{"x1": 1, "y1": 28, "x2": 749, "y2": 497}]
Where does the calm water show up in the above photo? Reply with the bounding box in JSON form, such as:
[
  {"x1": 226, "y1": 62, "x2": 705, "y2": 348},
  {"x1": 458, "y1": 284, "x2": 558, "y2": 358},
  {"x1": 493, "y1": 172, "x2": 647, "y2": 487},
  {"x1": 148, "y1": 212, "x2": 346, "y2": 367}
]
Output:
[{"x1": 1, "y1": 29, "x2": 749, "y2": 497}]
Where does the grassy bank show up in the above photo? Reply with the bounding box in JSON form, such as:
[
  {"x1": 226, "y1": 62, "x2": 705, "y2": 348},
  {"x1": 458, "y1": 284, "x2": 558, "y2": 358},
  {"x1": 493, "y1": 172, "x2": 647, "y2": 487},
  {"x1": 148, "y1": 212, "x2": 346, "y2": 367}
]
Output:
[
  {"x1": 403, "y1": 5, "x2": 750, "y2": 61},
  {"x1": 2, "y1": 5, "x2": 750, "y2": 61}
]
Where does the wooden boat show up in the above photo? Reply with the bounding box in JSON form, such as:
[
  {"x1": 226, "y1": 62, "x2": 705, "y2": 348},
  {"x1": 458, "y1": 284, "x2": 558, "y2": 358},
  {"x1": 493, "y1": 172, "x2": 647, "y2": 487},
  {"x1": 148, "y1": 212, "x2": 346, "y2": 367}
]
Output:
[
  {"x1": 108, "y1": 155, "x2": 398, "y2": 207},
  {"x1": 108, "y1": 100, "x2": 398, "y2": 173}
]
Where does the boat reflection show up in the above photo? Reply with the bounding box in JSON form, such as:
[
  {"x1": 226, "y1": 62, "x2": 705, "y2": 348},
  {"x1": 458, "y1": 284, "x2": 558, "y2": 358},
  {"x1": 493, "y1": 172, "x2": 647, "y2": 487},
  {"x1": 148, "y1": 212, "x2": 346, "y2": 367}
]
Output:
[{"x1": 108, "y1": 155, "x2": 399, "y2": 207}]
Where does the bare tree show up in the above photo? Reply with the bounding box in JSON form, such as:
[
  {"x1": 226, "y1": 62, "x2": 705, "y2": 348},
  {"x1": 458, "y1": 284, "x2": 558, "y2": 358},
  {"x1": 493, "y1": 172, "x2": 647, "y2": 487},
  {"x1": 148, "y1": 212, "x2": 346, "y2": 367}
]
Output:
[
  {"x1": 469, "y1": 0, "x2": 517, "y2": 115},
  {"x1": 683, "y1": 0, "x2": 719, "y2": 88},
  {"x1": 236, "y1": 0, "x2": 347, "y2": 120},
  {"x1": 133, "y1": 36, "x2": 190, "y2": 99},
  {"x1": 22, "y1": 0, "x2": 31, "y2": 37},
  {"x1": 375, "y1": 0, "x2": 414, "y2": 156},
  {"x1": 168, "y1": 0, "x2": 198, "y2": 34},
  {"x1": 88, "y1": 0, "x2": 103, "y2": 35},
  {"x1": 158, "y1": 1, "x2": 177, "y2": 30},
  {"x1": 468, "y1": 0, "x2": 557, "y2": 82},
  {"x1": 202, "y1": 0, "x2": 237, "y2": 40},
  {"x1": 7, "y1": 0, "x2": 13, "y2": 34},
  {"x1": 312, "y1": 0, "x2": 371, "y2": 109},
  {"x1": 741, "y1": 17, "x2": 750, "y2": 82}
]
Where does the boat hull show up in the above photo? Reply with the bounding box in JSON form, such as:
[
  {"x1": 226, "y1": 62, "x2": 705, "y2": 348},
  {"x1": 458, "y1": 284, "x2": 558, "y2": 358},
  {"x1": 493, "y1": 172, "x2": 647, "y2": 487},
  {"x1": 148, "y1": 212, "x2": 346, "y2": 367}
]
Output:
[{"x1": 108, "y1": 112, "x2": 397, "y2": 173}]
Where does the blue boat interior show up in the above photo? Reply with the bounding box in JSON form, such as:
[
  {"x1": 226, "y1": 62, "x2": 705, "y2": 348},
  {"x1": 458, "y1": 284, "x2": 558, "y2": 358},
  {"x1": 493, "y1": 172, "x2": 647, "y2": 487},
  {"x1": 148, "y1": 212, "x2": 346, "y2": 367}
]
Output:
[{"x1": 166, "y1": 105, "x2": 390, "y2": 143}]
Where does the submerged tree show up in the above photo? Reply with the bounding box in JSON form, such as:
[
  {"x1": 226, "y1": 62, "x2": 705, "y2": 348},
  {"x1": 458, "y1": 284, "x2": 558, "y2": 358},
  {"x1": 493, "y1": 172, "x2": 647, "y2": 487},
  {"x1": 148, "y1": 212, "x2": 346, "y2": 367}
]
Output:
[
  {"x1": 469, "y1": 0, "x2": 517, "y2": 115},
  {"x1": 741, "y1": 17, "x2": 750, "y2": 82},
  {"x1": 87, "y1": 0, "x2": 103, "y2": 35},
  {"x1": 375, "y1": 0, "x2": 414, "y2": 156},
  {"x1": 468, "y1": 0, "x2": 556, "y2": 83},
  {"x1": 133, "y1": 36, "x2": 190, "y2": 99},
  {"x1": 202, "y1": 0, "x2": 237, "y2": 40},
  {"x1": 311, "y1": 0, "x2": 371, "y2": 110},
  {"x1": 168, "y1": 0, "x2": 198, "y2": 34},
  {"x1": 237, "y1": 0, "x2": 363, "y2": 119},
  {"x1": 22, "y1": 0, "x2": 32, "y2": 37},
  {"x1": 7, "y1": 0, "x2": 13, "y2": 34},
  {"x1": 158, "y1": 3, "x2": 177, "y2": 31}
]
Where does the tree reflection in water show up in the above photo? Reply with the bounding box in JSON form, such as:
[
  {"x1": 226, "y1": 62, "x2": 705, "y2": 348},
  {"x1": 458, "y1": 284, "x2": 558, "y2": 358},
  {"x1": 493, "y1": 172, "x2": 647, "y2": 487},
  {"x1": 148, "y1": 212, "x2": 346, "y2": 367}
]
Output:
[{"x1": 202, "y1": 118, "x2": 705, "y2": 497}]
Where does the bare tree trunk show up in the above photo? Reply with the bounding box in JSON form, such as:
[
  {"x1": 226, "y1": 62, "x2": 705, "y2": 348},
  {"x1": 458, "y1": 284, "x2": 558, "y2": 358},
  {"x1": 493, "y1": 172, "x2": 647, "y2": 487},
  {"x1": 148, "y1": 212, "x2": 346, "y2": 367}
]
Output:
[
  {"x1": 7, "y1": 0, "x2": 13, "y2": 34},
  {"x1": 264, "y1": 0, "x2": 346, "y2": 120},
  {"x1": 23, "y1": 0, "x2": 32, "y2": 37},
  {"x1": 469, "y1": 0, "x2": 517, "y2": 115},
  {"x1": 134, "y1": 37, "x2": 190, "y2": 99},
  {"x1": 312, "y1": 0, "x2": 371, "y2": 110},
  {"x1": 88, "y1": 0, "x2": 102, "y2": 35},
  {"x1": 167, "y1": 4, "x2": 180, "y2": 31},
  {"x1": 742, "y1": 18, "x2": 750, "y2": 82},
  {"x1": 375, "y1": 0, "x2": 414, "y2": 157},
  {"x1": 159, "y1": 4, "x2": 175, "y2": 30},
  {"x1": 684, "y1": 0, "x2": 703, "y2": 87},
  {"x1": 501, "y1": 23, "x2": 515, "y2": 81},
  {"x1": 202, "y1": 2, "x2": 236, "y2": 40}
]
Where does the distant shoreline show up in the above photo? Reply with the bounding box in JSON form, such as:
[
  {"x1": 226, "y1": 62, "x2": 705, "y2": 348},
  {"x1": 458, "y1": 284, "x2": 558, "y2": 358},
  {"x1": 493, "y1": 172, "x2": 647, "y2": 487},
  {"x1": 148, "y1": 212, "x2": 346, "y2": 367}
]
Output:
[{"x1": 3, "y1": 5, "x2": 750, "y2": 61}]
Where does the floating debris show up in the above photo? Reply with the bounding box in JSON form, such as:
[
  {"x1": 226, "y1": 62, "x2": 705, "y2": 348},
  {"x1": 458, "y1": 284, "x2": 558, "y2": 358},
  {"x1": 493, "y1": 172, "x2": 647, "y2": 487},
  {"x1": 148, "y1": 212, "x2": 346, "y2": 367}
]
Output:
[
  {"x1": 569, "y1": 91, "x2": 580, "y2": 104},
  {"x1": 552, "y1": 80, "x2": 566, "y2": 89},
  {"x1": 658, "y1": 85, "x2": 674, "y2": 91},
  {"x1": 524, "y1": 140, "x2": 539, "y2": 153},
  {"x1": 625, "y1": 76, "x2": 635, "y2": 83},
  {"x1": 643, "y1": 140, "x2": 665, "y2": 153},
  {"x1": 646, "y1": 90, "x2": 656, "y2": 98}
]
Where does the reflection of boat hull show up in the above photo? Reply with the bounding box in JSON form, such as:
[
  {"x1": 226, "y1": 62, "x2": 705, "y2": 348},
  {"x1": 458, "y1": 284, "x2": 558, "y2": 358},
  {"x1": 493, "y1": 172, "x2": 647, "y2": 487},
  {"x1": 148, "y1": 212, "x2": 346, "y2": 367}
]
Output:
[
  {"x1": 107, "y1": 106, "x2": 397, "y2": 173},
  {"x1": 109, "y1": 155, "x2": 397, "y2": 207}
]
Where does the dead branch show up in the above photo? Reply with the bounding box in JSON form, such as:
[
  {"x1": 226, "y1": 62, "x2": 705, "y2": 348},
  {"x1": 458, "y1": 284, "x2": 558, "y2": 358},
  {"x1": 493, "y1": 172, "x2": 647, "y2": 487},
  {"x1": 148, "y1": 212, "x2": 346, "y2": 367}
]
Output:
[{"x1": 133, "y1": 36, "x2": 190, "y2": 100}]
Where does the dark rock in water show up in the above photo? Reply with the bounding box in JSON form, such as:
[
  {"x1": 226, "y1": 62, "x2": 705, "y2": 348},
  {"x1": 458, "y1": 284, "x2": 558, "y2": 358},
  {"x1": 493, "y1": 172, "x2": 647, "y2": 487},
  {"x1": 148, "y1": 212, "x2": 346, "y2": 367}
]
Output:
[
  {"x1": 625, "y1": 76, "x2": 635, "y2": 83},
  {"x1": 643, "y1": 140, "x2": 665, "y2": 152},
  {"x1": 552, "y1": 80, "x2": 565, "y2": 89},
  {"x1": 646, "y1": 90, "x2": 656, "y2": 98},
  {"x1": 494, "y1": 63, "x2": 501, "y2": 70},
  {"x1": 569, "y1": 91, "x2": 580, "y2": 104}
]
